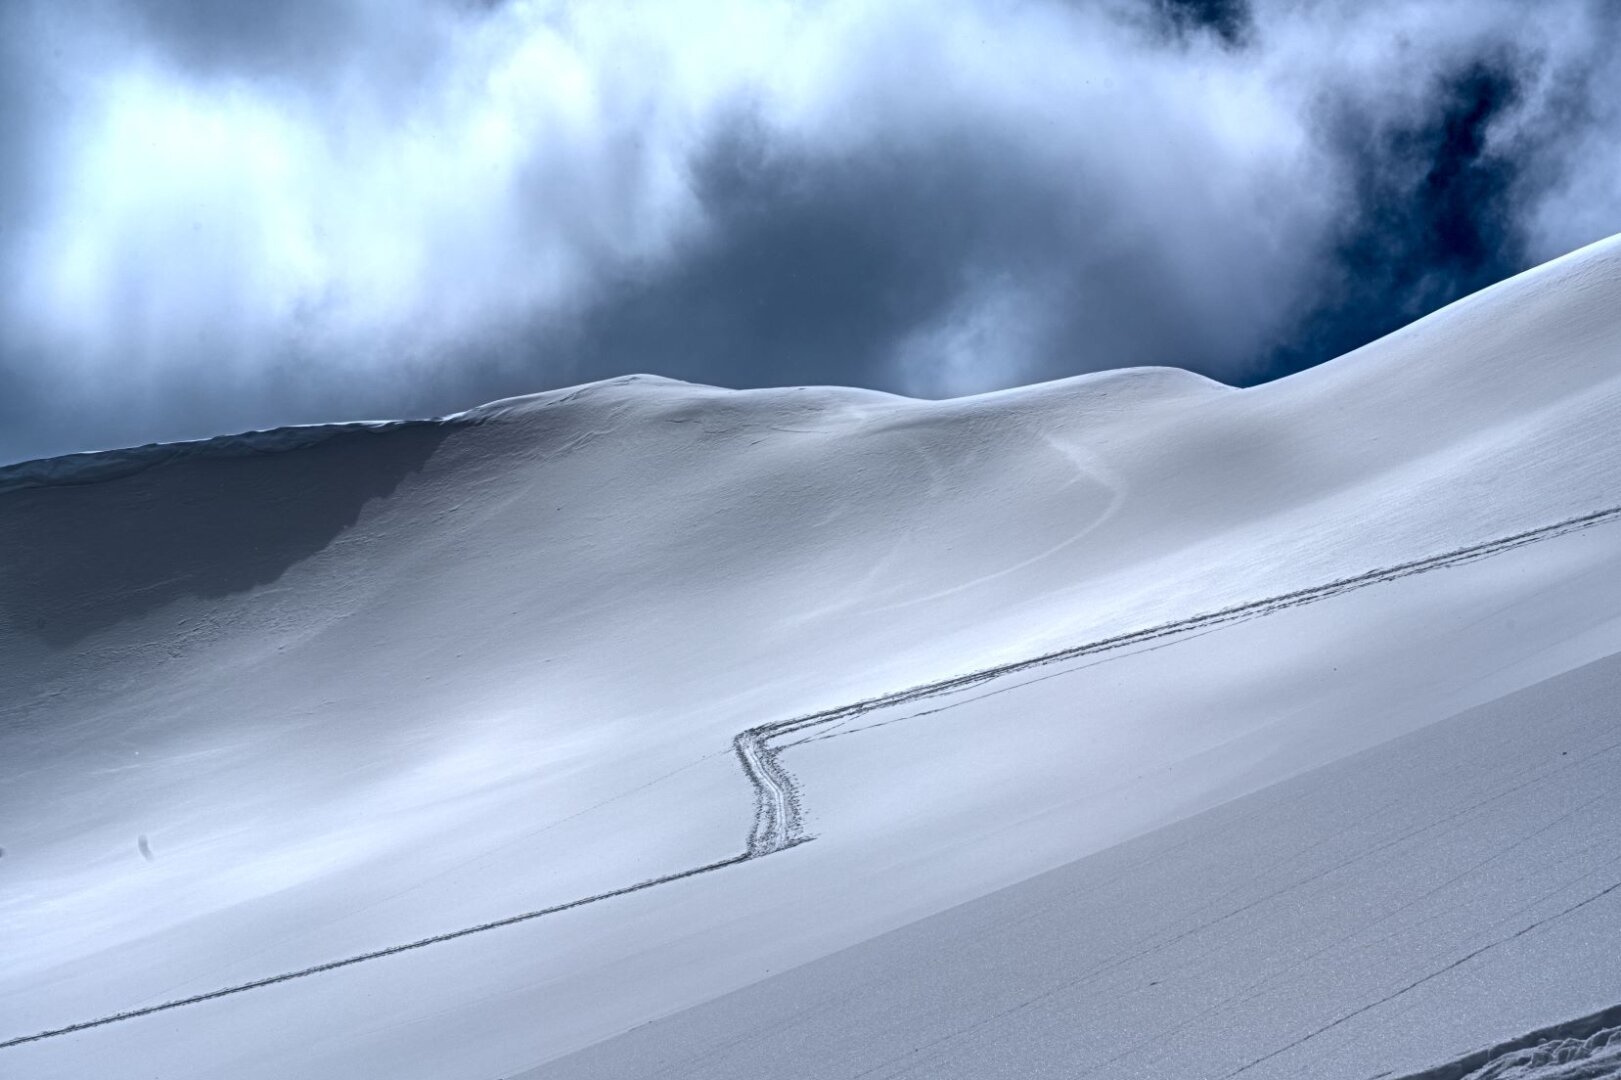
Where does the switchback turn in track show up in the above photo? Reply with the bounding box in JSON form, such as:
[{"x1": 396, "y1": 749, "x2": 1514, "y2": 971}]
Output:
[{"x1": 5, "y1": 503, "x2": 1621, "y2": 1052}]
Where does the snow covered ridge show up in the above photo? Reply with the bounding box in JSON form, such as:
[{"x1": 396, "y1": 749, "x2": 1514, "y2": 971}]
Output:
[
  {"x1": 0, "y1": 375, "x2": 713, "y2": 494},
  {"x1": 0, "y1": 367, "x2": 1213, "y2": 496},
  {"x1": 5, "y1": 226, "x2": 1619, "y2": 501},
  {"x1": 0, "y1": 419, "x2": 457, "y2": 496}
]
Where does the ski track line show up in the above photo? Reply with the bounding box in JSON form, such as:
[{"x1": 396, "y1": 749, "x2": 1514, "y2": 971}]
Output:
[{"x1": 5, "y1": 503, "x2": 1620, "y2": 1053}]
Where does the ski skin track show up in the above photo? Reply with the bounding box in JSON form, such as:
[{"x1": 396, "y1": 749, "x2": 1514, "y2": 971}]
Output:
[{"x1": 4, "y1": 503, "x2": 1620, "y2": 1052}]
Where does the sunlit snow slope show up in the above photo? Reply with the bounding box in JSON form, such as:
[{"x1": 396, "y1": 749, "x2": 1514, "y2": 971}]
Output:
[{"x1": 3, "y1": 235, "x2": 1620, "y2": 1079}]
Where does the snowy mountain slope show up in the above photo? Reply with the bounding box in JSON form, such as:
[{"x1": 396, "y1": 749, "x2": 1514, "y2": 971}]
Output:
[
  {"x1": 1, "y1": 235, "x2": 1619, "y2": 1077},
  {"x1": 531, "y1": 648, "x2": 1621, "y2": 1080}
]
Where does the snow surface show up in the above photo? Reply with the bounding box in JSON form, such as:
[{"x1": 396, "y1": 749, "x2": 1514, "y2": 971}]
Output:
[
  {"x1": 531, "y1": 648, "x2": 1621, "y2": 1080},
  {"x1": 2, "y1": 235, "x2": 1620, "y2": 1078}
]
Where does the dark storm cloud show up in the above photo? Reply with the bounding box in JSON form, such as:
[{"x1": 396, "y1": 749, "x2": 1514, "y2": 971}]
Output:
[
  {"x1": 546, "y1": 132, "x2": 983, "y2": 393},
  {"x1": 1260, "y1": 17, "x2": 1615, "y2": 382},
  {"x1": 1153, "y1": 0, "x2": 1252, "y2": 47},
  {"x1": 528, "y1": 125, "x2": 1199, "y2": 396},
  {"x1": 2, "y1": 0, "x2": 1620, "y2": 464},
  {"x1": 441, "y1": 88, "x2": 1318, "y2": 404},
  {"x1": 1263, "y1": 58, "x2": 1533, "y2": 380},
  {"x1": 537, "y1": 120, "x2": 1294, "y2": 397}
]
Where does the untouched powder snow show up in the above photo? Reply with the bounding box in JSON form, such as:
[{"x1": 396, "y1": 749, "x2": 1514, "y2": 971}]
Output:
[{"x1": 2, "y1": 235, "x2": 1621, "y2": 1078}]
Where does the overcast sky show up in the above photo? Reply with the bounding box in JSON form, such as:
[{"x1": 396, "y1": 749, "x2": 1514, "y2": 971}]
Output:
[{"x1": 2, "y1": 0, "x2": 1619, "y2": 464}]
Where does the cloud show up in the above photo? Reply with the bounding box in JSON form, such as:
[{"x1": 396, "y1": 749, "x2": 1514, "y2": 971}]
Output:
[
  {"x1": 1, "y1": 0, "x2": 1619, "y2": 463},
  {"x1": 1258, "y1": 0, "x2": 1621, "y2": 378},
  {"x1": 1152, "y1": 0, "x2": 1254, "y2": 47}
]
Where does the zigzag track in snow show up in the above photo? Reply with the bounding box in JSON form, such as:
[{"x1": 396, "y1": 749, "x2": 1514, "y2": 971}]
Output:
[{"x1": 5, "y1": 503, "x2": 1620, "y2": 1051}]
